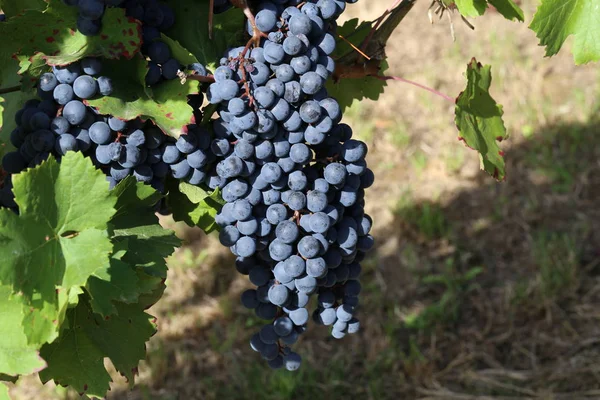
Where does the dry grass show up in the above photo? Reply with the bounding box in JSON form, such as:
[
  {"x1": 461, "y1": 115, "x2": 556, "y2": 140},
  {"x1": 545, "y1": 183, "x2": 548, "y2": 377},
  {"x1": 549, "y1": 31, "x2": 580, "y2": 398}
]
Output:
[{"x1": 8, "y1": 0, "x2": 600, "y2": 399}]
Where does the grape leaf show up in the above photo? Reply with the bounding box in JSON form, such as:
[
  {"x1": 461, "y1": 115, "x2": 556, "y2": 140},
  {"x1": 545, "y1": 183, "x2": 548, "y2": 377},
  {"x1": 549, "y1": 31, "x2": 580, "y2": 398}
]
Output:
[
  {"x1": 488, "y1": 0, "x2": 524, "y2": 21},
  {"x1": 0, "y1": 153, "x2": 116, "y2": 343},
  {"x1": 529, "y1": 0, "x2": 600, "y2": 65},
  {"x1": 110, "y1": 176, "x2": 162, "y2": 220},
  {"x1": 136, "y1": 270, "x2": 166, "y2": 310},
  {"x1": 39, "y1": 299, "x2": 156, "y2": 398},
  {"x1": 21, "y1": 288, "x2": 76, "y2": 346},
  {"x1": 0, "y1": 286, "x2": 46, "y2": 376},
  {"x1": 327, "y1": 18, "x2": 388, "y2": 112},
  {"x1": 0, "y1": 0, "x2": 141, "y2": 71},
  {"x1": 331, "y1": 18, "x2": 372, "y2": 59},
  {"x1": 0, "y1": 383, "x2": 9, "y2": 400},
  {"x1": 168, "y1": 180, "x2": 224, "y2": 233},
  {"x1": 454, "y1": 0, "x2": 487, "y2": 17},
  {"x1": 0, "y1": 0, "x2": 46, "y2": 18},
  {"x1": 87, "y1": 178, "x2": 172, "y2": 316},
  {"x1": 86, "y1": 49, "x2": 200, "y2": 138},
  {"x1": 455, "y1": 59, "x2": 507, "y2": 181},
  {"x1": 165, "y1": 0, "x2": 245, "y2": 72},
  {"x1": 109, "y1": 178, "x2": 180, "y2": 278},
  {"x1": 85, "y1": 244, "x2": 141, "y2": 317}
]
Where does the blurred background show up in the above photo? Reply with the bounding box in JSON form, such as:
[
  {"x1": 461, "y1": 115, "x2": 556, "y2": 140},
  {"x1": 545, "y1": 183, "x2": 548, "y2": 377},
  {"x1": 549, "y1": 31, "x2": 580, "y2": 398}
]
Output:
[{"x1": 10, "y1": 0, "x2": 600, "y2": 399}]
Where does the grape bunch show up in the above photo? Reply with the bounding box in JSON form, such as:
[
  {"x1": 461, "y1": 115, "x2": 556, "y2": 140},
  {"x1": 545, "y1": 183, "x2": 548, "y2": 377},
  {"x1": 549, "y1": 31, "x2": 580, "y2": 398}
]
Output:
[
  {"x1": 213, "y1": 0, "x2": 233, "y2": 14},
  {"x1": 0, "y1": 57, "x2": 210, "y2": 209},
  {"x1": 62, "y1": 0, "x2": 180, "y2": 87},
  {"x1": 62, "y1": 0, "x2": 174, "y2": 38},
  {"x1": 62, "y1": 0, "x2": 119, "y2": 36},
  {"x1": 203, "y1": 0, "x2": 371, "y2": 370}
]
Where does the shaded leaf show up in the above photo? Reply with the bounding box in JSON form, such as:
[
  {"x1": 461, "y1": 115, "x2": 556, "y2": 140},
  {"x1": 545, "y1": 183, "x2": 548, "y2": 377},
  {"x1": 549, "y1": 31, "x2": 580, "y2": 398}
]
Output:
[
  {"x1": 0, "y1": 0, "x2": 47, "y2": 18},
  {"x1": 39, "y1": 299, "x2": 156, "y2": 398},
  {"x1": 109, "y1": 178, "x2": 180, "y2": 278},
  {"x1": 168, "y1": 180, "x2": 224, "y2": 233},
  {"x1": 455, "y1": 59, "x2": 507, "y2": 181},
  {"x1": 488, "y1": 0, "x2": 524, "y2": 21},
  {"x1": 165, "y1": 0, "x2": 245, "y2": 72},
  {"x1": 86, "y1": 246, "x2": 141, "y2": 316}
]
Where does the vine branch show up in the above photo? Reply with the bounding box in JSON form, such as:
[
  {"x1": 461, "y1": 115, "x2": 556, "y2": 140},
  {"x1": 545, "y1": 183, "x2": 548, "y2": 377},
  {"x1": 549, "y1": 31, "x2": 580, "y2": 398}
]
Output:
[{"x1": 0, "y1": 85, "x2": 21, "y2": 95}]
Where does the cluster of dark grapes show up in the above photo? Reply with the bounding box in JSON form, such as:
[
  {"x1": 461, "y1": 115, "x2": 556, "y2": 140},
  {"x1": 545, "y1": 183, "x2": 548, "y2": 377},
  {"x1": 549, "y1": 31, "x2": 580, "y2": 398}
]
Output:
[
  {"x1": 126, "y1": 0, "x2": 181, "y2": 86},
  {"x1": 0, "y1": 58, "x2": 211, "y2": 209},
  {"x1": 62, "y1": 0, "x2": 173, "y2": 37},
  {"x1": 204, "y1": 0, "x2": 371, "y2": 371},
  {"x1": 61, "y1": 0, "x2": 179, "y2": 87},
  {"x1": 213, "y1": 0, "x2": 233, "y2": 14}
]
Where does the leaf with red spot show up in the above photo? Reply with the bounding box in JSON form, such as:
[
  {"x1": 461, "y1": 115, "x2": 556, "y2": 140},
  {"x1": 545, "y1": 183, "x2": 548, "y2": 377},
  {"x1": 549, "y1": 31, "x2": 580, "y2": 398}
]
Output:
[
  {"x1": 0, "y1": 0, "x2": 141, "y2": 74},
  {"x1": 0, "y1": 0, "x2": 47, "y2": 18},
  {"x1": 455, "y1": 59, "x2": 508, "y2": 181},
  {"x1": 87, "y1": 37, "x2": 201, "y2": 138}
]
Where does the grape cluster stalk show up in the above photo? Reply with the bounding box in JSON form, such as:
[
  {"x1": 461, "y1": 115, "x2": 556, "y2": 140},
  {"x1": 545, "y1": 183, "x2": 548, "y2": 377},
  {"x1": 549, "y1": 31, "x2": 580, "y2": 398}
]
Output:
[{"x1": 202, "y1": 0, "x2": 372, "y2": 371}]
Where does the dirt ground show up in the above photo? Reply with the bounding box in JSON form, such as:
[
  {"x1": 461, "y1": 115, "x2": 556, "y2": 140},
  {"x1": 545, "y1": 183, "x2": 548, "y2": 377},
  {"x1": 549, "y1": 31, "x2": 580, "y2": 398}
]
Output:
[{"x1": 8, "y1": 0, "x2": 600, "y2": 399}]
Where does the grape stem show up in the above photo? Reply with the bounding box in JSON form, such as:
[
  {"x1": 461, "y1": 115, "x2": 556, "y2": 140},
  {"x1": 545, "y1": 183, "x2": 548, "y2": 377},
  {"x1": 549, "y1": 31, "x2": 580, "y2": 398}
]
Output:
[
  {"x1": 0, "y1": 85, "x2": 21, "y2": 95},
  {"x1": 184, "y1": 74, "x2": 216, "y2": 83},
  {"x1": 377, "y1": 75, "x2": 454, "y2": 103}
]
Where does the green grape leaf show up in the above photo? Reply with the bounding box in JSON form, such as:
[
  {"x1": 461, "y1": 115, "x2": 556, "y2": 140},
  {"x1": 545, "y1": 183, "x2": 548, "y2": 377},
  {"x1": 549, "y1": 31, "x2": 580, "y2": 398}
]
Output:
[
  {"x1": 111, "y1": 176, "x2": 162, "y2": 220},
  {"x1": 87, "y1": 178, "x2": 170, "y2": 316},
  {"x1": 0, "y1": 382, "x2": 9, "y2": 400},
  {"x1": 86, "y1": 49, "x2": 199, "y2": 139},
  {"x1": 0, "y1": 153, "x2": 116, "y2": 343},
  {"x1": 0, "y1": 0, "x2": 141, "y2": 71},
  {"x1": 454, "y1": 0, "x2": 488, "y2": 17},
  {"x1": 136, "y1": 271, "x2": 166, "y2": 310},
  {"x1": 165, "y1": 0, "x2": 245, "y2": 72},
  {"x1": 115, "y1": 223, "x2": 179, "y2": 277},
  {"x1": 327, "y1": 18, "x2": 389, "y2": 112},
  {"x1": 0, "y1": 52, "x2": 21, "y2": 89},
  {"x1": 168, "y1": 180, "x2": 224, "y2": 233},
  {"x1": 455, "y1": 59, "x2": 507, "y2": 181},
  {"x1": 529, "y1": 0, "x2": 600, "y2": 65},
  {"x1": 109, "y1": 178, "x2": 180, "y2": 278},
  {"x1": 0, "y1": 286, "x2": 46, "y2": 376},
  {"x1": 86, "y1": 255, "x2": 141, "y2": 317},
  {"x1": 488, "y1": 0, "x2": 524, "y2": 21},
  {"x1": 331, "y1": 18, "x2": 372, "y2": 59},
  {"x1": 0, "y1": 0, "x2": 47, "y2": 18},
  {"x1": 39, "y1": 299, "x2": 156, "y2": 398}
]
